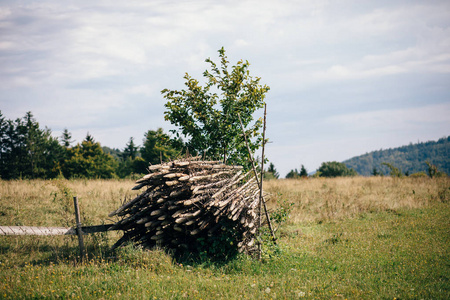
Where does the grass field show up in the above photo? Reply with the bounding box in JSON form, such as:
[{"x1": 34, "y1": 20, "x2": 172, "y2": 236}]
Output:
[{"x1": 0, "y1": 177, "x2": 449, "y2": 299}]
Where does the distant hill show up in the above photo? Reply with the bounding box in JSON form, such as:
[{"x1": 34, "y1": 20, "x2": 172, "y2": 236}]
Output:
[{"x1": 343, "y1": 136, "x2": 449, "y2": 176}]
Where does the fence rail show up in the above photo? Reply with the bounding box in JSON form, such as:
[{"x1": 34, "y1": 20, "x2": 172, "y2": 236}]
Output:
[{"x1": 0, "y1": 224, "x2": 115, "y2": 236}]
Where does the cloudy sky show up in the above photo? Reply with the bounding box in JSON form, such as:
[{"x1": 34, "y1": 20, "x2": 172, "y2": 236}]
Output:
[{"x1": 1, "y1": 0, "x2": 449, "y2": 176}]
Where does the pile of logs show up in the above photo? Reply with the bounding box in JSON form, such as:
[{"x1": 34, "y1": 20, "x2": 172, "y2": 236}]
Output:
[{"x1": 108, "y1": 158, "x2": 261, "y2": 256}]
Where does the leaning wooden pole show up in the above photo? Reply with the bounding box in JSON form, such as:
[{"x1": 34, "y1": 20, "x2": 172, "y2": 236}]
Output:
[
  {"x1": 257, "y1": 105, "x2": 276, "y2": 242},
  {"x1": 237, "y1": 108, "x2": 277, "y2": 247},
  {"x1": 258, "y1": 106, "x2": 267, "y2": 260},
  {"x1": 259, "y1": 104, "x2": 266, "y2": 232}
]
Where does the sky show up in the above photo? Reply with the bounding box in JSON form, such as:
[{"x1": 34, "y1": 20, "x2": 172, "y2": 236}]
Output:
[{"x1": 1, "y1": 0, "x2": 449, "y2": 177}]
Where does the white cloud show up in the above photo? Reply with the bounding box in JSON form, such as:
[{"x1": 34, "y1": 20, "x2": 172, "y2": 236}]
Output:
[
  {"x1": 127, "y1": 84, "x2": 156, "y2": 97},
  {"x1": 0, "y1": 41, "x2": 14, "y2": 50},
  {"x1": 274, "y1": 1, "x2": 450, "y2": 83},
  {"x1": 314, "y1": 44, "x2": 450, "y2": 80},
  {"x1": 325, "y1": 103, "x2": 450, "y2": 133}
]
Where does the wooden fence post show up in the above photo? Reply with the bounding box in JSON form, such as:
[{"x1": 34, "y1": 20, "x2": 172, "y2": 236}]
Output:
[{"x1": 73, "y1": 196, "x2": 86, "y2": 262}]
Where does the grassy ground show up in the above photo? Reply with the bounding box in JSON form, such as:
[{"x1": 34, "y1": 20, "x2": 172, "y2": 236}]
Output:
[{"x1": 0, "y1": 177, "x2": 448, "y2": 299}]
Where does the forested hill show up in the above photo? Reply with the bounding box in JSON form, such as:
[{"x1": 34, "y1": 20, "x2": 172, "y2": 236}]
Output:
[{"x1": 343, "y1": 136, "x2": 449, "y2": 176}]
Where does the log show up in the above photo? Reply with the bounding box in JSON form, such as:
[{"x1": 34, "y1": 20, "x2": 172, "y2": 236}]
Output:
[
  {"x1": 173, "y1": 225, "x2": 183, "y2": 232},
  {"x1": 178, "y1": 175, "x2": 190, "y2": 181},
  {"x1": 165, "y1": 180, "x2": 179, "y2": 187},
  {"x1": 188, "y1": 171, "x2": 233, "y2": 183},
  {"x1": 150, "y1": 209, "x2": 164, "y2": 216},
  {"x1": 163, "y1": 173, "x2": 185, "y2": 179}
]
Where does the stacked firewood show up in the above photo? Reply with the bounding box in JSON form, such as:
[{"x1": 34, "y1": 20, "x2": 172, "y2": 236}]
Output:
[{"x1": 108, "y1": 158, "x2": 261, "y2": 256}]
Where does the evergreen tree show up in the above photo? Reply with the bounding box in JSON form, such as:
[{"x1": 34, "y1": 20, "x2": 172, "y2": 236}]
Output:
[
  {"x1": 123, "y1": 137, "x2": 138, "y2": 160},
  {"x1": 286, "y1": 165, "x2": 308, "y2": 179},
  {"x1": 84, "y1": 133, "x2": 95, "y2": 143},
  {"x1": 24, "y1": 112, "x2": 45, "y2": 177},
  {"x1": 63, "y1": 133, "x2": 117, "y2": 178},
  {"x1": 0, "y1": 111, "x2": 11, "y2": 178},
  {"x1": 299, "y1": 165, "x2": 308, "y2": 177},
  {"x1": 265, "y1": 162, "x2": 279, "y2": 179},
  {"x1": 6, "y1": 116, "x2": 28, "y2": 178},
  {"x1": 60, "y1": 128, "x2": 74, "y2": 148},
  {"x1": 140, "y1": 128, "x2": 180, "y2": 165},
  {"x1": 102, "y1": 146, "x2": 122, "y2": 160},
  {"x1": 371, "y1": 167, "x2": 380, "y2": 176},
  {"x1": 117, "y1": 137, "x2": 148, "y2": 177},
  {"x1": 286, "y1": 169, "x2": 299, "y2": 179},
  {"x1": 0, "y1": 112, "x2": 64, "y2": 179}
]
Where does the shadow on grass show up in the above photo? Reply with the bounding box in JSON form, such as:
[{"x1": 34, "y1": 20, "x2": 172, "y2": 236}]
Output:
[
  {"x1": 0, "y1": 221, "x2": 264, "y2": 269},
  {"x1": 0, "y1": 232, "x2": 117, "y2": 267}
]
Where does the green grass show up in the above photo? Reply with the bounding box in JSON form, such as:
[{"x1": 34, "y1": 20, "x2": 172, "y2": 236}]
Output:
[{"x1": 0, "y1": 178, "x2": 449, "y2": 299}]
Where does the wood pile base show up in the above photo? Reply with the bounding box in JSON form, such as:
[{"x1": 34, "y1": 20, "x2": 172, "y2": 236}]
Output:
[{"x1": 109, "y1": 158, "x2": 261, "y2": 258}]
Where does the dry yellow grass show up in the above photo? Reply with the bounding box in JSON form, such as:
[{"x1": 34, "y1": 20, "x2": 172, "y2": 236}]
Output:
[
  {"x1": 264, "y1": 176, "x2": 449, "y2": 224},
  {"x1": 1, "y1": 177, "x2": 448, "y2": 228},
  {"x1": 0, "y1": 179, "x2": 139, "y2": 227}
]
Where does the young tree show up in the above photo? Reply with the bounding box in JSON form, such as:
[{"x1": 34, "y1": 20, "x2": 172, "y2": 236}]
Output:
[
  {"x1": 162, "y1": 47, "x2": 270, "y2": 167},
  {"x1": 381, "y1": 162, "x2": 402, "y2": 178},
  {"x1": 425, "y1": 161, "x2": 437, "y2": 178}
]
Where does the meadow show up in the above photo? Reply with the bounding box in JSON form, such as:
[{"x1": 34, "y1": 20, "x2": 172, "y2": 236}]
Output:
[{"x1": 0, "y1": 177, "x2": 448, "y2": 299}]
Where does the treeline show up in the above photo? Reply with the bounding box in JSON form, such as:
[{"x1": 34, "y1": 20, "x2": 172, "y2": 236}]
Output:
[
  {"x1": 274, "y1": 161, "x2": 357, "y2": 179},
  {"x1": 263, "y1": 161, "x2": 356, "y2": 179},
  {"x1": 0, "y1": 111, "x2": 182, "y2": 179},
  {"x1": 343, "y1": 137, "x2": 450, "y2": 176},
  {"x1": 271, "y1": 158, "x2": 446, "y2": 179},
  {"x1": 2, "y1": 111, "x2": 447, "y2": 180}
]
